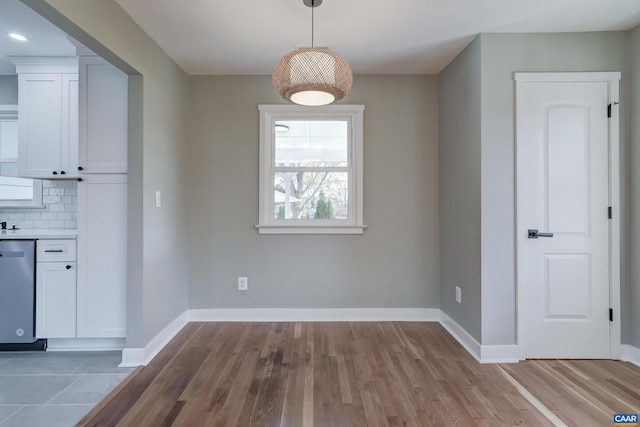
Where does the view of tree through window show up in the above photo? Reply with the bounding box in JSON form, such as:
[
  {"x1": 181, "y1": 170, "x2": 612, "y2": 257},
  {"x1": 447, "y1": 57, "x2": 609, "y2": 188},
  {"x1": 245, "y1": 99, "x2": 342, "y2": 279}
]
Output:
[{"x1": 273, "y1": 120, "x2": 349, "y2": 220}]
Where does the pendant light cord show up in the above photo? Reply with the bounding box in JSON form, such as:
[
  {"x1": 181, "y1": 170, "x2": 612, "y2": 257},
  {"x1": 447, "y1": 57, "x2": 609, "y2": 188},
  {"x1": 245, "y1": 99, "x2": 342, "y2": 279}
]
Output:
[{"x1": 311, "y1": 0, "x2": 315, "y2": 48}]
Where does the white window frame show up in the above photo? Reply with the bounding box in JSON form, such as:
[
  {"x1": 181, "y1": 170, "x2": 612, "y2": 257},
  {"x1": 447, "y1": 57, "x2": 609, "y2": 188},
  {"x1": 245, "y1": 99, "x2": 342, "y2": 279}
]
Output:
[
  {"x1": 0, "y1": 105, "x2": 43, "y2": 208},
  {"x1": 256, "y1": 104, "x2": 366, "y2": 234}
]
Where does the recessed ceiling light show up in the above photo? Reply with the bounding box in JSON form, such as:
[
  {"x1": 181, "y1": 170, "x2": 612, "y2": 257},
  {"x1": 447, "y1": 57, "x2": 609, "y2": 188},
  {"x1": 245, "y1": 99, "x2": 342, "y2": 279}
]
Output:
[{"x1": 8, "y1": 33, "x2": 28, "y2": 42}]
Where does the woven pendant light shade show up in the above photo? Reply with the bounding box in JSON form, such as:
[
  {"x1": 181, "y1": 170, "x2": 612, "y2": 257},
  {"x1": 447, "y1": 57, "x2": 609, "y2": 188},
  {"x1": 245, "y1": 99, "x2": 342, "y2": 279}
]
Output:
[{"x1": 272, "y1": 47, "x2": 353, "y2": 106}]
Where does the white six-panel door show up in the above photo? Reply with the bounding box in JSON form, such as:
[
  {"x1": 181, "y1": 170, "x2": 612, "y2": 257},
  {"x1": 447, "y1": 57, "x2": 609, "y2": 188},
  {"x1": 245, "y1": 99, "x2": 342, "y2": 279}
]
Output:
[{"x1": 516, "y1": 72, "x2": 620, "y2": 359}]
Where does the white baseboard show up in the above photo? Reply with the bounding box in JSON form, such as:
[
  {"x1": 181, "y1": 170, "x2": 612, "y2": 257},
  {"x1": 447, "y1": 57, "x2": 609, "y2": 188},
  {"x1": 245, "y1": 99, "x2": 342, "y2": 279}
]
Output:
[
  {"x1": 621, "y1": 344, "x2": 640, "y2": 368},
  {"x1": 120, "y1": 311, "x2": 189, "y2": 367},
  {"x1": 120, "y1": 308, "x2": 436, "y2": 367},
  {"x1": 118, "y1": 308, "x2": 520, "y2": 367},
  {"x1": 188, "y1": 308, "x2": 439, "y2": 322},
  {"x1": 46, "y1": 338, "x2": 125, "y2": 351},
  {"x1": 437, "y1": 311, "x2": 520, "y2": 363},
  {"x1": 480, "y1": 345, "x2": 521, "y2": 363},
  {"x1": 438, "y1": 311, "x2": 481, "y2": 362}
]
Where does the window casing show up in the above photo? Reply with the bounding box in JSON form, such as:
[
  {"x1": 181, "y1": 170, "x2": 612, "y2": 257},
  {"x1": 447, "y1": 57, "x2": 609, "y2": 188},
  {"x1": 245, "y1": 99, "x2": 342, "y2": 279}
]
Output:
[{"x1": 257, "y1": 104, "x2": 365, "y2": 234}]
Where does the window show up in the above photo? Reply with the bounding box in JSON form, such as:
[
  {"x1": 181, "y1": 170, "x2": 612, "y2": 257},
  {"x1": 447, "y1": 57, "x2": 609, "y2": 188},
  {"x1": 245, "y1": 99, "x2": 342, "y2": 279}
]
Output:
[
  {"x1": 257, "y1": 104, "x2": 365, "y2": 234},
  {"x1": 0, "y1": 105, "x2": 42, "y2": 208}
]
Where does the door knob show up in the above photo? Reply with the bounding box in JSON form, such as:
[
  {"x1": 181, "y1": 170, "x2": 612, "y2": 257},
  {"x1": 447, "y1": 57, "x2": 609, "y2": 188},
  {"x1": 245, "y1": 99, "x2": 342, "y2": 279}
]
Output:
[{"x1": 528, "y1": 229, "x2": 553, "y2": 239}]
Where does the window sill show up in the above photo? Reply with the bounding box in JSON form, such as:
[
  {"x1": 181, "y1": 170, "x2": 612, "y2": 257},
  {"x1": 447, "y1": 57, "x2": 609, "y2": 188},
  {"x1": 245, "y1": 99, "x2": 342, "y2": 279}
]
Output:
[
  {"x1": 255, "y1": 224, "x2": 367, "y2": 235},
  {"x1": 0, "y1": 203, "x2": 45, "y2": 209}
]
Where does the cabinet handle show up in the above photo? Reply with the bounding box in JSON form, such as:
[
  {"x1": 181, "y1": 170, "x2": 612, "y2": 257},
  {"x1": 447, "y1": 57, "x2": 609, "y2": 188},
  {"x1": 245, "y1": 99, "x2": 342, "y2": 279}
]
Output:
[
  {"x1": 77, "y1": 178, "x2": 83, "y2": 182},
  {"x1": 66, "y1": 265, "x2": 72, "y2": 270},
  {"x1": 60, "y1": 170, "x2": 66, "y2": 175},
  {"x1": 52, "y1": 171, "x2": 58, "y2": 175},
  {"x1": 44, "y1": 250, "x2": 64, "y2": 253},
  {"x1": 78, "y1": 166, "x2": 84, "y2": 171}
]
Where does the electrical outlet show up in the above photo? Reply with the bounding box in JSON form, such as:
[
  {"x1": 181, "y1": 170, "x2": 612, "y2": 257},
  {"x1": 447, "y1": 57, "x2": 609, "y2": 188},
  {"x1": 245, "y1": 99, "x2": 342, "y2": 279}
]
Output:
[
  {"x1": 52, "y1": 188, "x2": 62, "y2": 202},
  {"x1": 455, "y1": 286, "x2": 462, "y2": 304},
  {"x1": 238, "y1": 276, "x2": 248, "y2": 291}
]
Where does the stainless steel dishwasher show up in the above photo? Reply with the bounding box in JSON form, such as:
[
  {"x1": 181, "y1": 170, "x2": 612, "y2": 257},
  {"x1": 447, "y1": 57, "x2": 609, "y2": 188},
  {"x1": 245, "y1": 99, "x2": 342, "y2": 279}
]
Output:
[{"x1": 0, "y1": 240, "x2": 36, "y2": 344}]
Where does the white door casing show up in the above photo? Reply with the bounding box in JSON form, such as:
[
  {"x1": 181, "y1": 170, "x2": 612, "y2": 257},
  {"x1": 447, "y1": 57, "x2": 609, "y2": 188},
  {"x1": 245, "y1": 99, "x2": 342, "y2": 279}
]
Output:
[{"x1": 515, "y1": 72, "x2": 621, "y2": 359}]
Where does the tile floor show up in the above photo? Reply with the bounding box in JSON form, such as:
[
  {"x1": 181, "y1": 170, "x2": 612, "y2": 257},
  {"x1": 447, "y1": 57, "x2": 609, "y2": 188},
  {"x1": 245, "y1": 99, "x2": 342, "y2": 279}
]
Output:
[{"x1": 0, "y1": 350, "x2": 134, "y2": 427}]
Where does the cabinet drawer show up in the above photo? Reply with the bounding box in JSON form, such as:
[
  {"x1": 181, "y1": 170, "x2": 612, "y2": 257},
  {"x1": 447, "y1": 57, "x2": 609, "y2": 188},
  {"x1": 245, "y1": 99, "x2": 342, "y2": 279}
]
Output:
[{"x1": 37, "y1": 239, "x2": 76, "y2": 262}]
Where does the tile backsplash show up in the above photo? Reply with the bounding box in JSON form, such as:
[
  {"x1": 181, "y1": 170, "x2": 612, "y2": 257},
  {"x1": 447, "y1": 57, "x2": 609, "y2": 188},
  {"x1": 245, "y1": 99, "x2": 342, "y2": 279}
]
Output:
[{"x1": 0, "y1": 180, "x2": 77, "y2": 229}]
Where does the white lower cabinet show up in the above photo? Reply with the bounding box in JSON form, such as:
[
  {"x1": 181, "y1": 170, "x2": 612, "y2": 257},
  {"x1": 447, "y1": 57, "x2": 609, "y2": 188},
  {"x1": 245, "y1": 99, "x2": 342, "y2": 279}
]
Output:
[
  {"x1": 77, "y1": 174, "x2": 127, "y2": 338},
  {"x1": 36, "y1": 263, "x2": 76, "y2": 338},
  {"x1": 36, "y1": 240, "x2": 77, "y2": 339}
]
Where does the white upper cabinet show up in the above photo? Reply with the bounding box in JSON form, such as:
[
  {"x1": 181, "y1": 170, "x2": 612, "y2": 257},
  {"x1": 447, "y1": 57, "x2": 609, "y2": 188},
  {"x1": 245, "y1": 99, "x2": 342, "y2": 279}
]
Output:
[
  {"x1": 10, "y1": 57, "x2": 79, "y2": 179},
  {"x1": 78, "y1": 56, "x2": 128, "y2": 174}
]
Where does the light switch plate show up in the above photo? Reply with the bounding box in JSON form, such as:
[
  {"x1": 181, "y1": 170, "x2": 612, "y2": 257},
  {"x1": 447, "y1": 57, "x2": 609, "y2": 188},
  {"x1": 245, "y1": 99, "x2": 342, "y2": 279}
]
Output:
[
  {"x1": 52, "y1": 188, "x2": 62, "y2": 202},
  {"x1": 155, "y1": 191, "x2": 162, "y2": 208}
]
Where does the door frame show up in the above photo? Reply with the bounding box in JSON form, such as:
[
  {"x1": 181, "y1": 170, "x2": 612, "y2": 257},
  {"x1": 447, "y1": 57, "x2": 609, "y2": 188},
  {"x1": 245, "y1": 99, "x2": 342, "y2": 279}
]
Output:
[{"x1": 514, "y1": 72, "x2": 621, "y2": 360}]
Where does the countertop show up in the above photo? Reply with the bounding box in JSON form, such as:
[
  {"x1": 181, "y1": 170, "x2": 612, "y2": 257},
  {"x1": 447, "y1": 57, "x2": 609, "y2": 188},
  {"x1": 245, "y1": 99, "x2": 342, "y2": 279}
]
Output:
[{"x1": 0, "y1": 228, "x2": 78, "y2": 239}]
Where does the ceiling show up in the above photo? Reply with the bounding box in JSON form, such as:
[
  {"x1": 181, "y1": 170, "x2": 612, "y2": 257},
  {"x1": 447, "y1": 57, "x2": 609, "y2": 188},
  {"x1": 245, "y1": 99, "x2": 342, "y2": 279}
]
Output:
[
  {"x1": 2, "y1": 0, "x2": 640, "y2": 77},
  {"x1": 114, "y1": 0, "x2": 640, "y2": 75},
  {"x1": 0, "y1": 0, "x2": 76, "y2": 75}
]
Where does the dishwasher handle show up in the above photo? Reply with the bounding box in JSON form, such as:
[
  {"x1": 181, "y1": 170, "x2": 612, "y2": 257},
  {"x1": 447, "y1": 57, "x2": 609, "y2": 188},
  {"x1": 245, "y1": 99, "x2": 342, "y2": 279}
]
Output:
[{"x1": 0, "y1": 251, "x2": 25, "y2": 258}]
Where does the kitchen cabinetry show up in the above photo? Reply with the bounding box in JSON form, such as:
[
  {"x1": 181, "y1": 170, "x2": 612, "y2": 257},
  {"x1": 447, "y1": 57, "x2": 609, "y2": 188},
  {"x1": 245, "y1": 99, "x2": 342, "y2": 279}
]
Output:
[
  {"x1": 77, "y1": 174, "x2": 127, "y2": 338},
  {"x1": 78, "y1": 56, "x2": 127, "y2": 174},
  {"x1": 9, "y1": 57, "x2": 79, "y2": 179},
  {"x1": 35, "y1": 239, "x2": 77, "y2": 339}
]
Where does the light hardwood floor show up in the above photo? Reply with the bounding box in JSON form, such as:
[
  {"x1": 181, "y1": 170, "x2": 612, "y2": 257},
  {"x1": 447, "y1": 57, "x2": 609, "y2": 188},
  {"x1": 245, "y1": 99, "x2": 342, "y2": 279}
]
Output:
[{"x1": 77, "y1": 322, "x2": 640, "y2": 426}]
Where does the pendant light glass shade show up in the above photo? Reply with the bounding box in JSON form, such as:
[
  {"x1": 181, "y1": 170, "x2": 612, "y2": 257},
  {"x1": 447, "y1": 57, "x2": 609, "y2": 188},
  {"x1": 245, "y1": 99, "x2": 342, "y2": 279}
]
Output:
[{"x1": 273, "y1": 47, "x2": 352, "y2": 106}]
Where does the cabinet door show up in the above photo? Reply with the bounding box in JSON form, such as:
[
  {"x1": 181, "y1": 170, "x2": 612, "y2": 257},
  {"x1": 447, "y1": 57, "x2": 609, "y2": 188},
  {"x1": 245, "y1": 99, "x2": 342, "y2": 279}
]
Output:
[
  {"x1": 77, "y1": 174, "x2": 127, "y2": 338},
  {"x1": 78, "y1": 57, "x2": 128, "y2": 174},
  {"x1": 60, "y1": 74, "x2": 79, "y2": 177},
  {"x1": 36, "y1": 262, "x2": 76, "y2": 338},
  {"x1": 18, "y1": 74, "x2": 63, "y2": 178}
]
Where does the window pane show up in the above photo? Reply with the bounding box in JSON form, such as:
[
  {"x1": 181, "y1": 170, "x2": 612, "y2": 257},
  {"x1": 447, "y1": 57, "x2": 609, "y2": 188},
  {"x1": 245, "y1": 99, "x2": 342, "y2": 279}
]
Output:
[
  {"x1": 0, "y1": 176, "x2": 34, "y2": 200},
  {"x1": 0, "y1": 121, "x2": 18, "y2": 158},
  {"x1": 0, "y1": 117, "x2": 42, "y2": 206},
  {"x1": 275, "y1": 120, "x2": 348, "y2": 167},
  {"x1": 0, "y1": 162, "x2": 17, "y2": 177},
  {"x1": 274, "y1": 171, "x2": 348, "y2": 220}
]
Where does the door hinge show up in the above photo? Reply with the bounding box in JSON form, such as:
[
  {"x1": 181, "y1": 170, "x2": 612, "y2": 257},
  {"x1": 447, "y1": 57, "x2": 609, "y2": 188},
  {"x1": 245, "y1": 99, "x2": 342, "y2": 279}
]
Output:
[
  {"x1": 608, "y1": 206, "x2": 612, "y2": 219},
  {"x1": 608, "y1": 101, "x2": 620, "y2": 118},
  {"x1": 609, "y1": 308, "x2": 613, "y2": 322}
]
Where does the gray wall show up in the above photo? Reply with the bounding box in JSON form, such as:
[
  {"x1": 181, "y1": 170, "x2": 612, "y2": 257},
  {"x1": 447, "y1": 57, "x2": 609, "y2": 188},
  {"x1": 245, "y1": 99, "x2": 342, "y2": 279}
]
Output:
[
  {"x1": 479, "y1": 32, "x2": 630, "y2": 345},
  {"x1": 438, "y1": 37, "x2": 482, "y2": 342},
  {"x1": 188, "y1": 75, "x2": 440, "y2": 310},
  {"x1": 27, "y1": 0, "x2": 191, "y2": 348},
  {"x1": 630, "y1": 26, "x2": 640, "y2": 348},
  {"x1": 0, "y1": 76, "x2": 18, "y2": 104}
]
